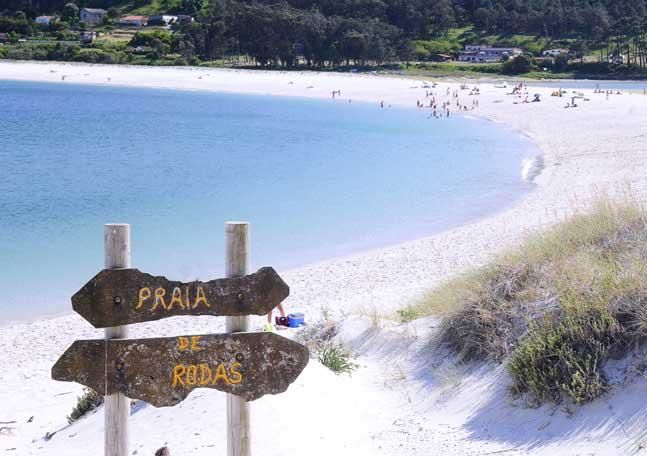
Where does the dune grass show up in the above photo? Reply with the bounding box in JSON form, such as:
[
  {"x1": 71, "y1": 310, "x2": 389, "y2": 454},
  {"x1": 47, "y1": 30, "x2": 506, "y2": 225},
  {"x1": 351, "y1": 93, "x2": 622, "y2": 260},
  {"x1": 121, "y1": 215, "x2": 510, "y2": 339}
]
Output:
[
  {"x1": 404, "y1": 195, "x2": 647, "y2": 404},
  {"x1": 68, "y1": 388, "x2": 103, "y2": 424},
  {"x1": 317, "y1": 342, "x2": 359, "y2": 375}
]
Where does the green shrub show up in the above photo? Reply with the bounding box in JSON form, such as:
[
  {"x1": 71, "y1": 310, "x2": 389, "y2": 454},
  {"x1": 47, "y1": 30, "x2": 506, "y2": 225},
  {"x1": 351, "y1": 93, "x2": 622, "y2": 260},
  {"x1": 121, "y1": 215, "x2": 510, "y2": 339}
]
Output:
[
  {"x1": 397, "y1": 306, "x2": 420, "y2": 323},
  {"x1": 502, "y1": 54, "x2": 536, "y2": 74},
  {"x1": 317, "y1": 342, "x2": 358, "y2": 375},
  {"x1": 129, "y1": 30, "x2": 173, "y2": 47},
  {"x1": 410, "y1": 39, "x2": 461, "y2": 61},
  {"x1": 3, "y1": 44, "x2": 50, "y2": 60},
  {"x1": 437, "y1": 261, "x2": 545, "y2": 362},
  {"x1": 417, "y1": 195, "x2": 647, "y2": 405},
  {"x1": 415, "y1": 61, "x2": 502, "y2": 75},
  {"x1": 508, "y1": 310, "x2": 620, "y2": 404},
  {"x1": 68, "y1": 388, "x2": 103, "y2": 424},
  {"x1": 73, "y1": 48, "x2": 124, "y2": 64}
]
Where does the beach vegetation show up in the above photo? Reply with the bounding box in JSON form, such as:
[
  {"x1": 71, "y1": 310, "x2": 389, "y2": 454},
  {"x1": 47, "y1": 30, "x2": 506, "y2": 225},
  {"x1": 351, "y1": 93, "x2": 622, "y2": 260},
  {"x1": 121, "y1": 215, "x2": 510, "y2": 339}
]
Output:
[
  {"x1": 68, "y1": 387, "x2": 104, "y2": 424},
  {"x1": 317, "y1": 342, "x2": 359, "y2": 375},
  {"x1": 410, "y1": 195, "x2": 647, "y2": 405},
  {"x1": 62, "y1": 3, "x2": 79, "y2": 22},
  {"x1": 129, "y1": 30, "x2": 172, "y2": 47},
  {"x1": 397, "y1": 306, "x2": 420, "y2": 323},
  {"x1": 410, "y1": 39, "x2": 461, "y2": 61},
  {"x1": 502, "y1": 54, "x2": 536, "y2": 75}
]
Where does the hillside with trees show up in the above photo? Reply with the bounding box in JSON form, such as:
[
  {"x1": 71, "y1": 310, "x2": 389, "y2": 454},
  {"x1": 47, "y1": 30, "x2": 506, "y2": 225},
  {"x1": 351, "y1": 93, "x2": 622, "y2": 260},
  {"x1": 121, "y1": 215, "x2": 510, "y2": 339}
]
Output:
[{"x1": 2, "y1": 0, "x2": 647, "y2": 77}]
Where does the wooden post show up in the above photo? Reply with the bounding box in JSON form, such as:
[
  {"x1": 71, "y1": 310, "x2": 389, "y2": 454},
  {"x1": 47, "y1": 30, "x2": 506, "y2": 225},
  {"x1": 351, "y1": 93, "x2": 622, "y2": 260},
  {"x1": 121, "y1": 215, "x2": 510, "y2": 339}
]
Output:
[
  {"x1": 225, "y1": 222, "x2": 251, "y2": 456},
  {"x1": 104, "y1": 224, "x2": 130, "y2": 456}
]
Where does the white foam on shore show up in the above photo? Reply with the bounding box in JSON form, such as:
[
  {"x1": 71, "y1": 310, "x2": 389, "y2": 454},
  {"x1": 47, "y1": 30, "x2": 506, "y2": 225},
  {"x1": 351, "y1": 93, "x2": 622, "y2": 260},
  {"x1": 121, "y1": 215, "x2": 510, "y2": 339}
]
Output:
[{"x1": 522, "y1": 155, "x2": 545, "y2": 182}]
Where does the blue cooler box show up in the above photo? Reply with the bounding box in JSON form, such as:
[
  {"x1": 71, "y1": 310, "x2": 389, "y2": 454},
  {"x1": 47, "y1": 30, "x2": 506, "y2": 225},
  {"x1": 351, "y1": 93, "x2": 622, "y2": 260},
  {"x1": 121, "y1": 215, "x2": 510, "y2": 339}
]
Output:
[{"x1": 287, "y1": 313, "x2": 305, "y2": 328}]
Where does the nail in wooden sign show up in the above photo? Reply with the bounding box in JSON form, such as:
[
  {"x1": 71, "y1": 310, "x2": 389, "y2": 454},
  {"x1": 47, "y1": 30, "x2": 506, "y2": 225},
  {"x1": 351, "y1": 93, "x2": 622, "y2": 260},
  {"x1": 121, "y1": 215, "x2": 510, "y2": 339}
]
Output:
[
  {"x1": 52, "y1": 332, "x2": 309, "y2": 407},
  {"x1": 72, "y1": 267, "x2": 289, "y2": 328}
]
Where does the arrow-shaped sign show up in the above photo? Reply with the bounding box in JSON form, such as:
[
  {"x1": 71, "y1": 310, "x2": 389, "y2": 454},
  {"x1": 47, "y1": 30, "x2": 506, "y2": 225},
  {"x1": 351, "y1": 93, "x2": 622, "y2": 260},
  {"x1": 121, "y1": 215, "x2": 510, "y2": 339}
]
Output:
[
  {"x1": 72, "y1": 267, "x2": 289, "y2": 328},
  {"x1": 52, "y1": 332, "x2": 309, "y2": 407}
]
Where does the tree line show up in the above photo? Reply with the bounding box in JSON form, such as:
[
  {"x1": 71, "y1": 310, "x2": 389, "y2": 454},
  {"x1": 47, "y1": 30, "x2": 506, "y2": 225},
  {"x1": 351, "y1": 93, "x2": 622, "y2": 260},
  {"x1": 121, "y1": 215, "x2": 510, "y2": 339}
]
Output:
[
  {"x1": 3, "y1": 0, "x2": 647, "y2": 69},
  {"x1": 172, "y1": 0, "x2": 647, "y2": 68}
]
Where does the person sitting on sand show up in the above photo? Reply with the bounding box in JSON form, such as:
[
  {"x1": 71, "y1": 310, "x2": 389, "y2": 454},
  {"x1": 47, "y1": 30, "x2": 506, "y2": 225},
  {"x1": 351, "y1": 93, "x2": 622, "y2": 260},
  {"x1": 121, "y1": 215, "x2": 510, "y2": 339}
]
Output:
[{"x1": 267, "y1": 302, "x2": 288, "y2": 328}]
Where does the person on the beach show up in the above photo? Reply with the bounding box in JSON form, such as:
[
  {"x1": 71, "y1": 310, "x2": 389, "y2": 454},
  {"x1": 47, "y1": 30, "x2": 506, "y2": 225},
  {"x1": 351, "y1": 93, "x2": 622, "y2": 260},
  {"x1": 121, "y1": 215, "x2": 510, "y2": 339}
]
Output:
[{"x1": 265, "y1": 302, "x2": 288, "y2": 330}]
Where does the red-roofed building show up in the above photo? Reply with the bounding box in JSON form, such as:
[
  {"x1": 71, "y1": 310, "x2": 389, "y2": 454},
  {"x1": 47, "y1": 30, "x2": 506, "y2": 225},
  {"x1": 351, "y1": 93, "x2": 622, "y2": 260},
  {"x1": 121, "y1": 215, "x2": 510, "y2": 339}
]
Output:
[{"x1": 118, "y1": 15, "x2": 148, "y2": 27}]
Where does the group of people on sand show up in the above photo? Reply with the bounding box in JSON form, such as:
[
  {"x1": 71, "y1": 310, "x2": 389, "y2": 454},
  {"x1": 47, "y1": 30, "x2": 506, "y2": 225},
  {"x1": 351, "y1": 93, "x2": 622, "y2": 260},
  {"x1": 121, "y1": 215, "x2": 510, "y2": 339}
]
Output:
[
  {"x1": 414, "y1": 84, "x2": 482, "y2": 119},
  {"x1": 594, "y1": 84, "x2": 624, "y2": 97},
  {"x1": 508, "y1": 83, "x2": 526, "y2": 96},
  {"x1": 505, "y1": 82, "x2": 542, "y2": 105}
]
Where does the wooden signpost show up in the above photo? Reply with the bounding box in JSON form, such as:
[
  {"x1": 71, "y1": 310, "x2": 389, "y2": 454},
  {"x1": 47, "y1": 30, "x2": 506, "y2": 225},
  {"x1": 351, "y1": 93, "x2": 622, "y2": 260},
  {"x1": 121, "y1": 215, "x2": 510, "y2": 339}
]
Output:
[
  {"x1": 52, "y1": 332, "x2": 308, "y2": 406},
  {"x1": 52, "y1": 222, "x2": 308, "y2": 456},
  {"x1": 71, "y1": 266, "x2": 290, "y2": 328}
]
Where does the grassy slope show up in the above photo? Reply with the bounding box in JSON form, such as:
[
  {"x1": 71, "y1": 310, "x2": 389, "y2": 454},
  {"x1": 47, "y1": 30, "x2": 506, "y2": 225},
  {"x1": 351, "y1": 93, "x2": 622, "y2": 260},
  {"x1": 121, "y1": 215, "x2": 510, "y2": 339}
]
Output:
[
  {"x1": 95, "y1": 0, "x2": 182, "y2": 15},
  {"x1": 400, "y1": 195, "x2": 647, "y2": 405}
]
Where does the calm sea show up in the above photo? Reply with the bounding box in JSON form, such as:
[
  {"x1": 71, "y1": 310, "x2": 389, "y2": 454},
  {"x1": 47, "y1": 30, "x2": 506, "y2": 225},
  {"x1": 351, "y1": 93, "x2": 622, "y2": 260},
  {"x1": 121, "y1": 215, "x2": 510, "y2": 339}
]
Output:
[{"x1": 0, "y1": 80, "x2": 535, "y2": 322}]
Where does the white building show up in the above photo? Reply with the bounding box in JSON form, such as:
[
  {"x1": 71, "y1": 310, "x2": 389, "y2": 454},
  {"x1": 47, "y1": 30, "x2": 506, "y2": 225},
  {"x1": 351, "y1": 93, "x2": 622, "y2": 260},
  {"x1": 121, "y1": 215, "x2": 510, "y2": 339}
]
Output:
[
  {"x1": 177, "y1": 15, "x2": 194, "y2": 24},
  {"x1": 543, "y1": 48, "x2": 569, "y2": 57},
  {"x1": 35, "y1": 15, "x2": 55, "y2": 25},
  {"x1": 81, "y1": 31, "x2": 97, "y2": 43},
  {"x1": 459, "y1": 45, "x2": 523, "y2": 63},
  {"x1": 80, "y1": 8, "x2": 107, "y2": 25},
  {"x1": 148, "y1": 15, "x2": 178, "y2": 25}
]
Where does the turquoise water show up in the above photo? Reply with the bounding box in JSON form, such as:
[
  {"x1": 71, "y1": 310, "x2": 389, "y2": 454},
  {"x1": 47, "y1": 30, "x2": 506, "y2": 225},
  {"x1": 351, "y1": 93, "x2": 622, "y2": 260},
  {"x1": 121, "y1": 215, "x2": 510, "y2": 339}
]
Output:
[{"x1": 0, "y1": 80, "x2": 534, "y2": 322}]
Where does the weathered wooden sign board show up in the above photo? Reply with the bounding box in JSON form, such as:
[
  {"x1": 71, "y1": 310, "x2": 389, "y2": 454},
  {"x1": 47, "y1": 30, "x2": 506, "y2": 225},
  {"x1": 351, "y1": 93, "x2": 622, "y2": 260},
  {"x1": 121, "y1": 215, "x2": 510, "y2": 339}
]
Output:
[
  {"x1": 53, "y1": 264, "x2": 309, "y2": 408},
  {"x1": 72, "y1": 266, "x2": 289, "y2": 328},
  {"x1": 52, "y1": 332, "x2": 308, "y2": 406}
]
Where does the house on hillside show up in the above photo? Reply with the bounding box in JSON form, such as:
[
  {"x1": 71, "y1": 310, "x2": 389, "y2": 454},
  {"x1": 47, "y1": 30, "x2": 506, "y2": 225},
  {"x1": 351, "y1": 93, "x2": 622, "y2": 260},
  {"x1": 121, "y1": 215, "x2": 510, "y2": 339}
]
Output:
[
  {"x1": 81, "y1": 31, "x2": 97, "y2": 43},
  {"x1": 118, "y1": 15, "x2": 149, "y2": 26},
  {"x1": 458, "y1": 45, "x2": 522, "y2": 63},
  {"x1": 148, "y1": 15, "x2": 178, "y2": 26},
  {"x1": 543, "y1": 48, "x2": 569, "y2": 57},
  {"x1": 433, "y1": 53, "x2": 453, "y2": 62},
  {"x1": 177, "y1": 15, "x2": 194, "y2": 24},
  {"x1": 80, "y1": 8, "x2": 107, "y2": 25},
  {"x1": 35, "y1": 15, "x2": 56, "y2": 25}
]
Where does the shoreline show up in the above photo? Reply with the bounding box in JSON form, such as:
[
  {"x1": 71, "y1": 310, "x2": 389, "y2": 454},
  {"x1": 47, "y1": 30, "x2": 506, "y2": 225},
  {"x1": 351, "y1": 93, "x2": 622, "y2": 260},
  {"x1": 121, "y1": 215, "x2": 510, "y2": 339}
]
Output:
[{"x1": 2, "y1": 60, "x2": 646, "y2": 323}]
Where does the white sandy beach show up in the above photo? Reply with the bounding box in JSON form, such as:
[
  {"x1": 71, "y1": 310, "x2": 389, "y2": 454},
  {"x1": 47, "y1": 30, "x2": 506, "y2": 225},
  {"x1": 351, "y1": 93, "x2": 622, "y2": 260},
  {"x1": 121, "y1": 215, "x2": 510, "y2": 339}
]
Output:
[{"x1": 1, "y1": 60, "x2": 647, "y2": 455}]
